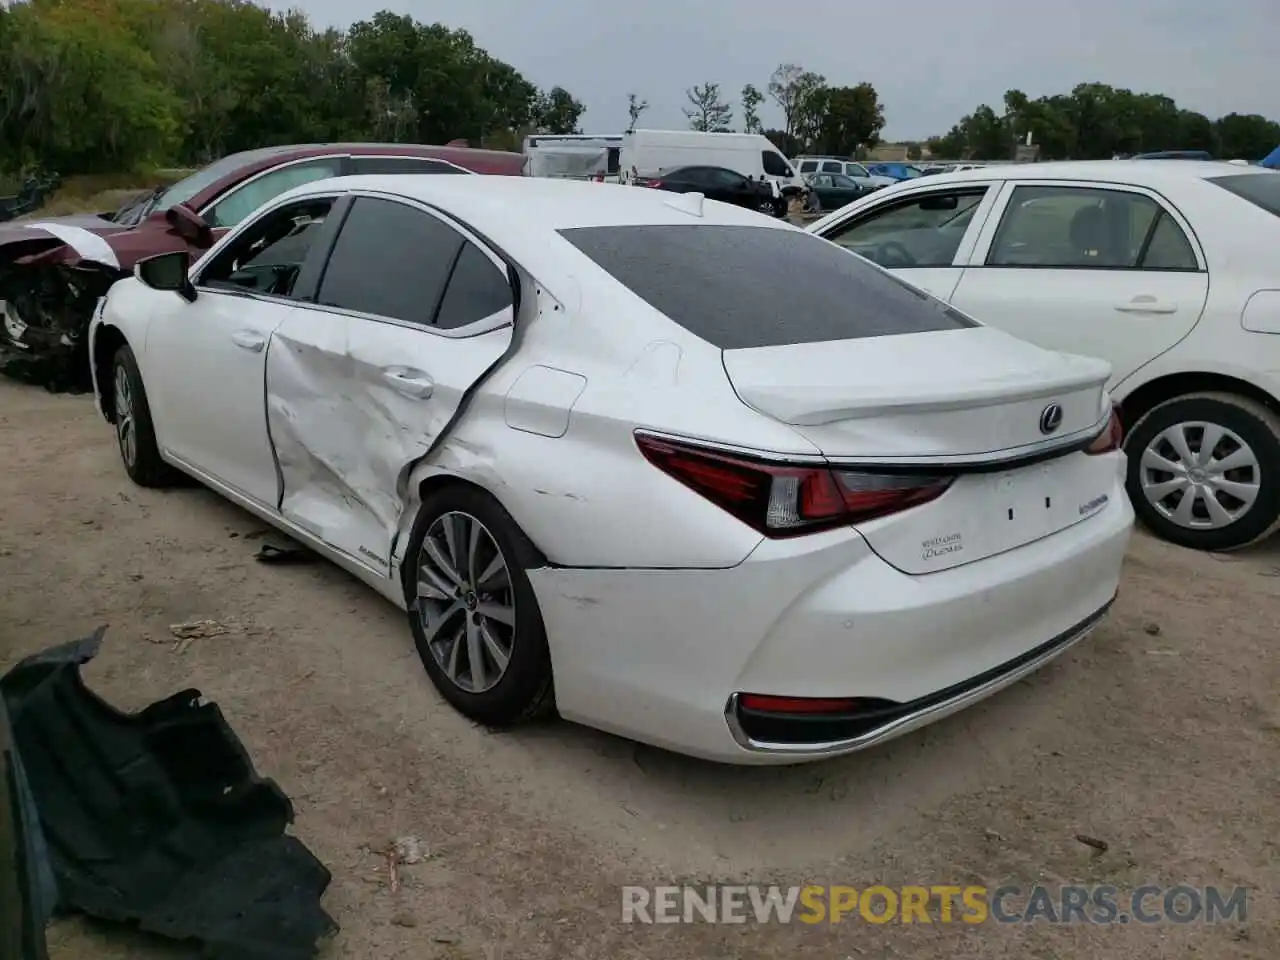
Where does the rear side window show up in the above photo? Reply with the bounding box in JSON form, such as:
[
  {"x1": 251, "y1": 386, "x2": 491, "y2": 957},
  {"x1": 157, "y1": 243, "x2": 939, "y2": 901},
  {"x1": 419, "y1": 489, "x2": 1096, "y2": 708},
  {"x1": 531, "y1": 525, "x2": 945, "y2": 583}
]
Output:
[
  {"x1": 434, "y1": 243, "x2": 513, "y2": 330},
  {"x1": 1209, "y1": 173, "x2": 1280, "y2": 217},
  {"x1": 317, "y1": 197, "x2": 463, "y2": 325},
  {"x1": 798, "y1": 160, "x2": 818, "y2": 173},
  {"x1": 821, "y1": 161, "x2": 843, "y2": 173},
  {"x1": 558, "y1": 225, "x2": 976, "y2": 350}
]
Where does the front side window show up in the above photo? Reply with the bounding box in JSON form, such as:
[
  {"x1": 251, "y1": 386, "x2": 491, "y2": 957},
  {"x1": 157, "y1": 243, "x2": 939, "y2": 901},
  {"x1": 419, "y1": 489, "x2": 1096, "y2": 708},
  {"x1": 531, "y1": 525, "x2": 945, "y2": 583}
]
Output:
[
  {"x1": 710, "y1": 168, "x2": 747, "y2": 188},
  {"x1": 198, "y1": 197, "x2": 335, "y2": 297},
  {"x1": 316, "y1": 197, "x2": 464, "y2": 326},
  {"x1": 204, "y1": 159, "x2": 343, "y2": 229},
  {"x1": 987, "y1": 185, "x2": 1198, "y2": 270},
  {"x1": 821, "y1": 161, "x2": 843, "y2": 173},
  {"x1": 761, "y1": 151, "x2": 792, "y2": 177},
  {"x1": 847, "y1": 163, "x2": 870, "y2": 178},
  {"x1": 822, "y1": 189, "x2": 988, "y2": 268}
]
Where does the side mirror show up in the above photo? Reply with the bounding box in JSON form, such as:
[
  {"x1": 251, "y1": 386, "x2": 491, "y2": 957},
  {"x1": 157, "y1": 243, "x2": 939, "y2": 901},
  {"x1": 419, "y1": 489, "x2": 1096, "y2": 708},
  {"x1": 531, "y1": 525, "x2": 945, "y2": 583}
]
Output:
[
  {"x1": 136, "y1": 251, "x2": 197, "y2": 302},
  {"x1": 165, "y1": 203, "x2": 213, "y2": 248}
]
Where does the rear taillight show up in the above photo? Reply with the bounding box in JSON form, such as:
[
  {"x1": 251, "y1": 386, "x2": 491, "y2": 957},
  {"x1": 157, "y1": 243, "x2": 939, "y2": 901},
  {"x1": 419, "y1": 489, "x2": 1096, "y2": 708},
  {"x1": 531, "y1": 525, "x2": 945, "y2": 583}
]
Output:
[
  {"x1": 1086, "y1": 405, "x2": 1124, "y2": 455},
  {"x1": 634, "y1": 434, "x2": 954, "y2": 537},
  {"x1": 639, "y1": 178, "x2": 663, "y2": 188}
]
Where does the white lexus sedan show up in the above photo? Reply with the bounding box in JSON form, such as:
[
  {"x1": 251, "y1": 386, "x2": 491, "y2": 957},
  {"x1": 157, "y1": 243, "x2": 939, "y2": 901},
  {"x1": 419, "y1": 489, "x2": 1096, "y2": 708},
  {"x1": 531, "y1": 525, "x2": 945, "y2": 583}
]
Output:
[
  {"x1": 88, "y1": 175, "x2": 1133, "y2": 764},
  {"x1": 808, "y1": 161, "x2": 1280, "y2": 552}
]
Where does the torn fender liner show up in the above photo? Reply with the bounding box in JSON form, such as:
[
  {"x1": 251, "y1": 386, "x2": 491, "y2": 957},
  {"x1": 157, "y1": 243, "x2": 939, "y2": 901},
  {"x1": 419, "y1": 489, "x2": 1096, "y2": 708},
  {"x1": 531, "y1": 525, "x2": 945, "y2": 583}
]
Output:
[{"x1": 0, "y1": 628, "x2": 338, "y2": 959}]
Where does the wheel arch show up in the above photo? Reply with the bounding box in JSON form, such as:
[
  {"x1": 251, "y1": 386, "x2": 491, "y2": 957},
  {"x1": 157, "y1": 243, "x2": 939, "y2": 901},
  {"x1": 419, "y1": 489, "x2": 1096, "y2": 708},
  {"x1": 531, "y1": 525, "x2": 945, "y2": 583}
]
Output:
[
  {"x1": 92, "y1": 323, "x2": 128, "y2": 422},
  {"x1": 398, "y1": 473, "x2": 551, "y2": 601},
  {"x1": 1118, "y1": 371, "x2": 1280, "y2": 436}
]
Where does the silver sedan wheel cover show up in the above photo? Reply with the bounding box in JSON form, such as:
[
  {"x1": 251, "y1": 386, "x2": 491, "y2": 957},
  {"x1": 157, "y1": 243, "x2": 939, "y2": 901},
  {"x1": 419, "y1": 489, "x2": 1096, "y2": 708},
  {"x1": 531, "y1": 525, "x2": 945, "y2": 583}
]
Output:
[
  {"x1": 1139, "y1": 420, "x2": 1261, "y2": 530},
  {"x1": 415, "y1": 511, "x2": 515, "y2": 694},
  {"x1": 114, "y1": 364, "x2": 136, "y2": 468}
]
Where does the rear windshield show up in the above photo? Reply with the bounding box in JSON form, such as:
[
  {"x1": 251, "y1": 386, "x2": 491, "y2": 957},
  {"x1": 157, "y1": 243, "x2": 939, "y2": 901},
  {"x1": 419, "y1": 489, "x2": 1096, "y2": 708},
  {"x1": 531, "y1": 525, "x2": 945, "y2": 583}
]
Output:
[
  {"x1": 1209, "y1": 173, "x2": 1280, "y2": 217},
  {"x1": 557, "y1": 224, "x2": 976, "y2": 349}
]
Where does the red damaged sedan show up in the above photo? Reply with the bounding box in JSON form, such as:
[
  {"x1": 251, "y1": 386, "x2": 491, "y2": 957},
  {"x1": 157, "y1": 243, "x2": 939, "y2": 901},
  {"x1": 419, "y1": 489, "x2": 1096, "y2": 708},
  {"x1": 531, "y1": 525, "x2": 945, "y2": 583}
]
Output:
[{"x1": 0, "y1": 142, "x2": 525, "y2": 390}]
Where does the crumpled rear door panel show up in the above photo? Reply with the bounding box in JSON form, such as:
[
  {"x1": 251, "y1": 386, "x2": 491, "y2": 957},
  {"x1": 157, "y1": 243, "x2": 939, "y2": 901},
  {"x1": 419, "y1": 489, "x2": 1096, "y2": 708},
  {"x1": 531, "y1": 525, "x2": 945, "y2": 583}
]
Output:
[{"x1": 265, "y1": 309, "x2": 512, "y2": 572}]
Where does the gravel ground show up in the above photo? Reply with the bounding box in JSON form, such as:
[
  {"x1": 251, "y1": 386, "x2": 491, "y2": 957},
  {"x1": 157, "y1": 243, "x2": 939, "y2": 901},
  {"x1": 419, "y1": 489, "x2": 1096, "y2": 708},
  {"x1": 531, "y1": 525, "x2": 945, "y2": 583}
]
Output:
[{"x1": 1, "y1": 377, "x2": 1277, "y2": 959}]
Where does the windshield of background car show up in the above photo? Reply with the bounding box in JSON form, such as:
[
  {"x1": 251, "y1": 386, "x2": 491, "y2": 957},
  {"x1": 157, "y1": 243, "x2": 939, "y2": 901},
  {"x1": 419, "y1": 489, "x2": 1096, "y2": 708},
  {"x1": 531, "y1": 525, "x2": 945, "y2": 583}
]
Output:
[
  {"x1": 557, "y1": 224, "x2": 977, "y2": 349},
  {"x1": 1209, "y1": 173, "x2": 1280, "y2": 217},
  {"x1": 150, "y1": 146, "x2": 302, "y2": 214}
]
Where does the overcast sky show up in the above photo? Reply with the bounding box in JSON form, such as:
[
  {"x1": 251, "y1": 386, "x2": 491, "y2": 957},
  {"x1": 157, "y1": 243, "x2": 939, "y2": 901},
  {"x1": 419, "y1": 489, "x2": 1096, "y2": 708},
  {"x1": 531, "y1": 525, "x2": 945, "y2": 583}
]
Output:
[{"x1": 287, "y1": 0, "x2": 1276, "y2": 140}]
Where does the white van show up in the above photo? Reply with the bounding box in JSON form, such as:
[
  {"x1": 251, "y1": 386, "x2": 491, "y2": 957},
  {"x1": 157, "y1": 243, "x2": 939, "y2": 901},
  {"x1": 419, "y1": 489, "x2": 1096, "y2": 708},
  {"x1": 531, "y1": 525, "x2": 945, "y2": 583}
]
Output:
[{"x1": 619, "y1": 130, "x2": 806, "y2": 197}]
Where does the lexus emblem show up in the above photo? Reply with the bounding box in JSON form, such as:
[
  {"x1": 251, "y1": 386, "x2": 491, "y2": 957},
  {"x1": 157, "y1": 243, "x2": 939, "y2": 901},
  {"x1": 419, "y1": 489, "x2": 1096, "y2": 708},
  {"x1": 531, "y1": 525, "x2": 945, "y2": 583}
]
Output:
[{"x1": 1039, "y1": 403, "x2": 1064, "y2": 435}]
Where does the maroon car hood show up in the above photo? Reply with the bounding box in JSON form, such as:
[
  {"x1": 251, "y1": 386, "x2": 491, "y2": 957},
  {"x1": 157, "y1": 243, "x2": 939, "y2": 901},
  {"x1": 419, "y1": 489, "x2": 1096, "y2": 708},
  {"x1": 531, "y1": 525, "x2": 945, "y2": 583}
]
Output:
[{"x1": 0, "y1": 216, "x2": 190, "y2": 273}]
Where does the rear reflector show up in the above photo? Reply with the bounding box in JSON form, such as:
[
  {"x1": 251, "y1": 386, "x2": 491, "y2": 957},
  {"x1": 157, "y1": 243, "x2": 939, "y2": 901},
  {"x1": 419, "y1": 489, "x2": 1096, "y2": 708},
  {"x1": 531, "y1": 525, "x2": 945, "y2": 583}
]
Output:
[
  {"x1": 634, "y1": 433, "x2": 954, "y2": 537},
  {"x1": 739, "y1": 694, "x2": 865, "y2": 714},
  {"x1": 1086, "y1": 405, "x2": 1124, "y2": 455}
]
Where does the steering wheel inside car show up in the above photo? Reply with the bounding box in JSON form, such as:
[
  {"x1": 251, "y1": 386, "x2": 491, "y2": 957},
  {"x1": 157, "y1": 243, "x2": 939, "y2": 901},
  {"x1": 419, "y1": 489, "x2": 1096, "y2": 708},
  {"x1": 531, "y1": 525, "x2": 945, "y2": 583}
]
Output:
[{"x1": 873, "y1": 241, "x2": 917, "y2": 267}]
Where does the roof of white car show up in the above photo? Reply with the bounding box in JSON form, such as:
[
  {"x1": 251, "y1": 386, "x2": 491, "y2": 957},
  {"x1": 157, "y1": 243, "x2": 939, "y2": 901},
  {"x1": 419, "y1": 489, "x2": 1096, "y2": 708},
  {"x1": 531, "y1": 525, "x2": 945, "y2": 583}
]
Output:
[
  {"x1": 915, "y1": 159, "x2": 1274, "y2": 189},
  {"x1": 285, "y1": 173, "x2": 785, "y2": 231}
]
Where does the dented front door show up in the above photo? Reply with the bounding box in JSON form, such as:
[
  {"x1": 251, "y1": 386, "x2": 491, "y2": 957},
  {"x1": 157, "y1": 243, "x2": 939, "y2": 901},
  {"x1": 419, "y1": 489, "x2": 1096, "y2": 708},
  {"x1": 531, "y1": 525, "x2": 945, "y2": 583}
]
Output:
[{"x1": 262, "y1": 193, "x2": 517, "y2": 575}]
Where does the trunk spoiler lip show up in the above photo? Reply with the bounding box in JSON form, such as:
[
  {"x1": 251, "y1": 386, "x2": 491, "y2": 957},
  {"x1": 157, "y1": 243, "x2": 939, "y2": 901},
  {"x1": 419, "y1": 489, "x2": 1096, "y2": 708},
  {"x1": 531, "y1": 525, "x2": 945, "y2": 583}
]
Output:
[{"x1": 633, "y1": 408, "x2": 1113, "y2": 476}]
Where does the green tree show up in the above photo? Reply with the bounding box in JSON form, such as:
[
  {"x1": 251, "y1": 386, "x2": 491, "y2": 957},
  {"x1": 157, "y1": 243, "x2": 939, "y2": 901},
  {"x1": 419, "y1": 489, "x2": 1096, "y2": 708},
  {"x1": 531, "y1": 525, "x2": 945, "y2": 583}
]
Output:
[
  {"x1": 807, "y1": 83, "x2": 884, "y2": 156},
  {"x1": 535, "y1": 86, "x2": 584, "y2": 134},
  {"x1": 684, "y1": 82, "x2": 732, "y2": 132},
  {"x1": 741, "y1": 83, "x2": 764, "y2": 134},
  {"x1": 767, "y1": 63, "x2": 825, "y2": 141}
]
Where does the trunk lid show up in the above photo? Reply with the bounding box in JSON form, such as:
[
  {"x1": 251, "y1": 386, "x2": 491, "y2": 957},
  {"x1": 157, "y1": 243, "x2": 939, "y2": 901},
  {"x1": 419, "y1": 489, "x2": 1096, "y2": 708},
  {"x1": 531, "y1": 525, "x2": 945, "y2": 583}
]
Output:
[
  {"x1": 721, "y1": 326, "x2": 1118, "y2": 573},
  {"x1": 721, "y1": 326, "x2": 1110, "y2": 460}
]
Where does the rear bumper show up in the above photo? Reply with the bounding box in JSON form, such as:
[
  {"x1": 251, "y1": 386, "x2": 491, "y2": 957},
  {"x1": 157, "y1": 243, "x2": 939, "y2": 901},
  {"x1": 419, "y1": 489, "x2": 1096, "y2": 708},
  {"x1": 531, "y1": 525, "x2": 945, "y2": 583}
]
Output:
[{"x1": 530, "y1": 479, "x2": 1133, "y2": 765}]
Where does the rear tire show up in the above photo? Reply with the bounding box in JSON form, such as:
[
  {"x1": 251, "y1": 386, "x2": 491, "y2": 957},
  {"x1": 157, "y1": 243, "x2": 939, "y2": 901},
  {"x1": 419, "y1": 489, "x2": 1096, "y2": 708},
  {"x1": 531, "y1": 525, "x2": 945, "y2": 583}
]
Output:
[
  {"x1": 404, "y1": 485, "x2": 555, "y2": 726},
  {"x1": 111, "y1": 344, "x2": 181, "y2": 488},
  {"x1": 1124, "y1": 391, "x2": 1280, "y2": 551}
]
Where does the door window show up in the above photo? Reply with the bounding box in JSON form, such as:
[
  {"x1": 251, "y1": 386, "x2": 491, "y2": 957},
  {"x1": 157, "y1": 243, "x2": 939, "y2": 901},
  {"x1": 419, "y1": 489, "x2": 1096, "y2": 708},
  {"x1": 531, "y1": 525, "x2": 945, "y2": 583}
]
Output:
[
  {"x1": 798, "y1": 160, "x2": 818, "y2": 174},
  {"x1": 822, "y1": 188, "x2": 988, "y2": 268},
  {"x1": 847, "y1": 163, "x2": 871, "y2": 178},
  {"x1": 986, "y1": 185, "x2": 1199, "y2": 270},
  {"x1": 434, "y1": 243, "x2": 513, "y2": 330},
  {"x1": 821, "y1": 161, "x2": 844, "y2": 173},
  {"x1": 349, "y1": 156, "x2": 469, "y2": 176},
  {"x1": 203, "y1": 158, "x2": 343, "y2": 229},
  {"x1": 709, "y1": 168, "x2": 747, "y2": 188},
  {"x1": 197, "y1": 197, "x2": 335, "y2": 297},
  {"x1": 316, "y1": 197, "x2": 464, "y2": 326},
  {"x1": 761, "y1": 151, "x2": 792, "y2": 177}
]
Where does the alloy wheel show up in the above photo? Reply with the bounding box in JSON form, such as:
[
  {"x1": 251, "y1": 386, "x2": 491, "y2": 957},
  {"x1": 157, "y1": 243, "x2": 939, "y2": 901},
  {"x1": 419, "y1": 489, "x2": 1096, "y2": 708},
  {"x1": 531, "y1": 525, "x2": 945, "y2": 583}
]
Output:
[
  {"x1": 114, "y1": 364, "x2": 136, "y2": 468},
  {"x1": 1138, "y1": 420, "x2": 1260, "y2": 530},
  {"x1": 415, "y1": 511, "x2": 516, "y2": 694}
]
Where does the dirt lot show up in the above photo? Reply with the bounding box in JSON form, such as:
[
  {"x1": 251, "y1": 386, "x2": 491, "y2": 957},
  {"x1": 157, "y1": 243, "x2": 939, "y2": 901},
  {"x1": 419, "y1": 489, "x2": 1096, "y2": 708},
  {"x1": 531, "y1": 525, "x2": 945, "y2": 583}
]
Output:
[{"x1": 1, "y1": 377, "x2": 1277, "y2": 959}]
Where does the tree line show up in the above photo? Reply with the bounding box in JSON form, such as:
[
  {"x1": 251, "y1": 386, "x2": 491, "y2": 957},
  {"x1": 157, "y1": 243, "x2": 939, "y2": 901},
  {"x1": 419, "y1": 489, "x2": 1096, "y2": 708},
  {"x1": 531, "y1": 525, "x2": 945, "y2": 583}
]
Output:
[
  {"x1": 3, "y1": 1, "x2": 1276, "y2": 179},
  {"x1": 926, "y1": 85, "x2": 1280, "y2": 162},
  {"x1": 647, "y1": 68, "x2": 1278, "y2": 164},
  {"x1": 0, "y1": 0, "x2": 587, "y2": 177}
]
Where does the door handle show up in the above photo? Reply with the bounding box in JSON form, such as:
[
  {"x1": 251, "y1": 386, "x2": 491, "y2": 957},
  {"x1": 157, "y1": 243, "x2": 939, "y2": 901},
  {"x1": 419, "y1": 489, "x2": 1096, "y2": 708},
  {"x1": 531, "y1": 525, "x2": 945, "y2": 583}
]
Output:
[
  {"x1": 381, "y1": 368, "x2": 434, "y2": 399},
  {"x1": 1114, "y1": 297, "x2": 1177, "y2": 315},
  {"x1": 230, "y1": 330, "x2": 266, "y2": 352}
]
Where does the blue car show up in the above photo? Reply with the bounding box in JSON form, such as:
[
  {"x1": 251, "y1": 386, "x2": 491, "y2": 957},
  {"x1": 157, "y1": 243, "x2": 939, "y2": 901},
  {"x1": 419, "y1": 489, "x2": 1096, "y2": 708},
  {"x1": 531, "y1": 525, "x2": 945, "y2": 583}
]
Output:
[{"x1": 865, "y1": 162, "x2": 925, "y2": 181}]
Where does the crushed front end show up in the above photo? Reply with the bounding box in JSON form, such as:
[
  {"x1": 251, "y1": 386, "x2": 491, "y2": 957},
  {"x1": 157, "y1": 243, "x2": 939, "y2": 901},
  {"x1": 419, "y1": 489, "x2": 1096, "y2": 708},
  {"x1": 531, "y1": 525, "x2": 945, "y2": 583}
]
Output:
[{"x1": 0, "y1": 259, "x2": 123, "y2": 393}]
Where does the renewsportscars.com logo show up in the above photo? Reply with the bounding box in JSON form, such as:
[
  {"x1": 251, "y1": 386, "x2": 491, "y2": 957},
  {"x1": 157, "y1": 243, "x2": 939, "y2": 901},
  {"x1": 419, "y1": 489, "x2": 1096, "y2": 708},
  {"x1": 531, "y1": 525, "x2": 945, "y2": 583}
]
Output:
[{"x1": 621, "y1": 884, "x2": 1250, "y2": 925}]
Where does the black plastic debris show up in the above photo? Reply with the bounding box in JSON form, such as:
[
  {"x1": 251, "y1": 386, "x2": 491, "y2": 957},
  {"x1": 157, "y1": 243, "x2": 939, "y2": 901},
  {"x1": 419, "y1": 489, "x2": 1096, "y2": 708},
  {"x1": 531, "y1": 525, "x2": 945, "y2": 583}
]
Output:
[
  {"x1": 255, "y1": 537, "x2": 313, "y2": 565},
  {"x1": 0, "y1": 627, "x2": 338, "y2": 959}
]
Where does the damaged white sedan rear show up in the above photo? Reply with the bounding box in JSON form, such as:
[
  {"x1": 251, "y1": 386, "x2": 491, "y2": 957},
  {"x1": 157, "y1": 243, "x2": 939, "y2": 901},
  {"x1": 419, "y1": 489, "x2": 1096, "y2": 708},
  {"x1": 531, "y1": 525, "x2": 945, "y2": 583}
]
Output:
[{"x1": 89, "y1": 174, "x2": 1134, "y2": 764}]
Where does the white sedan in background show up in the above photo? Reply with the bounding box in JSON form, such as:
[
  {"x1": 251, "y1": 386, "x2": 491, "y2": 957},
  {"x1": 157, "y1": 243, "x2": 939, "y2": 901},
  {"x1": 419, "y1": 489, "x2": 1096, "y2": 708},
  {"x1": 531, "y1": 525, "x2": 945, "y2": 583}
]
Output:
[
  {"x1": 809, "y1": 161, "x2": 1280, "y2": 551},
  {"x1": 89, "y1": 175, "x2": 1131, "y2": 764}
]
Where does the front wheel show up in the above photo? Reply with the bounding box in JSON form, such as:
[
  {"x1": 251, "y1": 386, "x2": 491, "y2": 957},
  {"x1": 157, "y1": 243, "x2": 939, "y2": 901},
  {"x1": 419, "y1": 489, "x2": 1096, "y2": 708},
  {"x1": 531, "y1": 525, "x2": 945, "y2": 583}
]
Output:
[
  {"x1": 1124, "y1": 392, "x2": 1280, "y2": 551},
  {"x1": 111, "y1": 344, "x2": 181, "y2": 488},
  {"x1": 404, "y1": 485, "x2": 555, "y2": 726}
]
